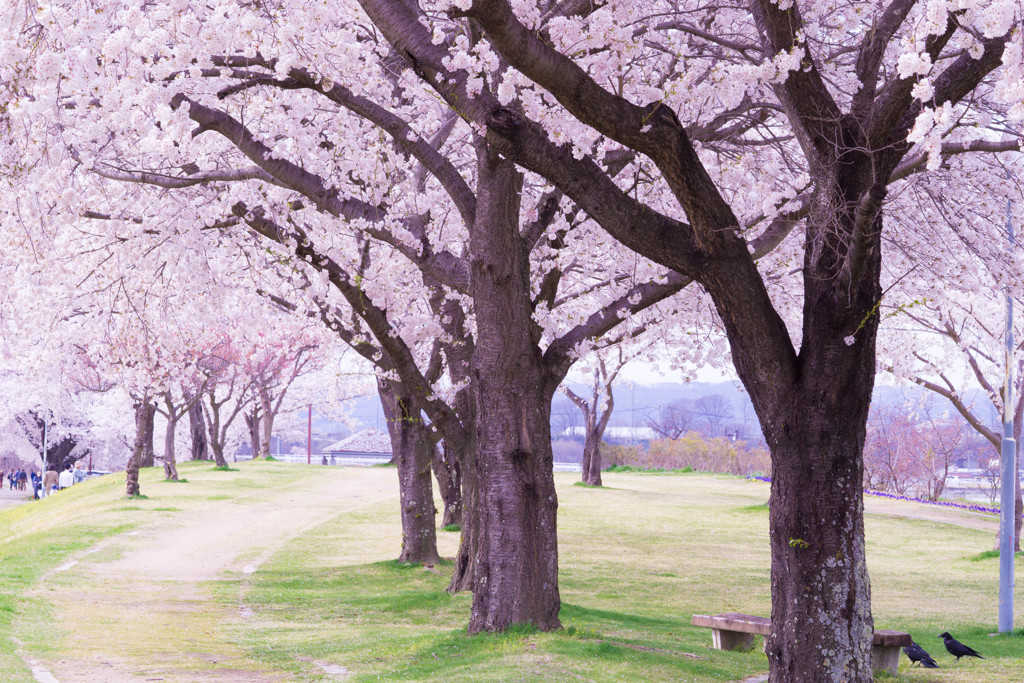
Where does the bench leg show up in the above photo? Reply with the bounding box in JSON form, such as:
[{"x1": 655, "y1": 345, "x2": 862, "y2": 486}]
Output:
[
  {"x1": 871, "y1": 644, "x2": 900, "y2": 676},
  {"x1": 711, "y1": 628, "x2": 756, "y2": 652}
]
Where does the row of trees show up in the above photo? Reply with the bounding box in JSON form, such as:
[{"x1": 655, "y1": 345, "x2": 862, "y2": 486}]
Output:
[{"x1": 3, "y1": 1, "x2": 1023, "y2": 679}]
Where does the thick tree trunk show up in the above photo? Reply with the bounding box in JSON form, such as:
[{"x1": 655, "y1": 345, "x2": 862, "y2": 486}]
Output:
[
  {"x1": 378, "y1": 378, "x2": 440, "y2": 565},
  {"x1": 127, "y1": 399, "x2": 152, "y2": 497},
  {"x1": 433, "y1": 442, "x2": 462, "y2": 528},
  {"x1": 465, "y1": 145, "x2": 560, "y2": 632},
  {"x1": 163, "y1": 417, "x2": 178, "y2": 481},
  {"x1": 733, "y1": 219, "x2": 881, "y2": 680},
  {"x1": 765, "y1": 415, "x2": 873, "y2": 680},
  {"x1": 188, "y1": 400, "x2": 209, "y2": 461},
  {"x1": 469, "y1": 349, "x2": 559, "y2": 631},
  {"x1": 45, "y1": 438, "x2": 77, "y2": 472}
]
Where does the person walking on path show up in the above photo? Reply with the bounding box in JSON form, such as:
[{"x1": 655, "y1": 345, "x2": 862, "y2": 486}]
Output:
[
  {"x1": 43, "y1": 465, "x2": 58, "y2": 497},
  {"x1": 18, "y1": 469, "x2": 28, "y2": 491},
  {"x1": 72, "y1": 461, "x2": 87, "y2": 485}
]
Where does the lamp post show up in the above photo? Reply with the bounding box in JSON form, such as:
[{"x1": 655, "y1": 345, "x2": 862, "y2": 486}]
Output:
[
  {"x1": 41, "y1": 413, "x2": 48, "y2": 467},
  {"x1": 999, "y1": 176, "x2": 1016, "y2": 634}
]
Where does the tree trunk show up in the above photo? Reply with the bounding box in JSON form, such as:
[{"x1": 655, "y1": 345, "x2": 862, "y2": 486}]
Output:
[
  {"x1": 189, "y1": 400, "x2": 209, "y2": 460},
  {"x1": 469, "y1": 345, "x2": 559, "y2": 632},
  {"x1": 259, "y1": 389, "x2": 274, "y2": 459},
  {"x1": 566, "y1": 365, "x2": 617, "y2": 487},
  {"x1": 208, "y1": 435, "x2": 228, "y2": 468},
  {"x1": 580, "y1": 421, "x2": 594, "y2": 481},
  {"x1": 127, "y1": 399, "x2": 152, "y2": 497},
  {"x1": 433, "y1": 442, "x2": 462, "y2": 528},
  {"x1": 448, "y1": 438, "x2": 478, "y2": 593},
  {"x1": 735, "y1": 246, "x2": 880, "y2": 680},
  {"x1": 765, "y1": 415, "x2": 873, "y2": 680},
  {"x1": 163, "y1": 416, "x2": 178, "y2": 481},
  {"x1": 139, "y1": 402, "x2": 156, "y2": 468},
  {"x1": 244, "y1": 406, "x2": 261, "y2": 461},
  {"x1": 205, "y1": 399, "x2": 229, "y2": 468},
  {"x1": 45, "y1": 438, "x2": 77, "y2": 472},
  {"x1": 582, "y1": 435, "x2": 602, "y2": 487},
  {"x1": 378, "y1": 378, "x2": 440, "y2": 565},
  {"x1": 465, "y1": 144, "x2": 560, "y2": 632}
]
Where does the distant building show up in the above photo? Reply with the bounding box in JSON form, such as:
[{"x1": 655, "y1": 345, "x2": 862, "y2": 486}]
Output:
[
  {"x1": 560, "y1": 426, "x2": 659, "y2": 442},
  {"x1": 322, "y1": 429, "x2": 393, "y2": 464}
]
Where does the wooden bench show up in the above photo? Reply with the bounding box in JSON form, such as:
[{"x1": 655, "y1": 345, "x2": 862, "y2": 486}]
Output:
[{"x1": 691, "y1": 613, "x2": 912, "y2": 676}]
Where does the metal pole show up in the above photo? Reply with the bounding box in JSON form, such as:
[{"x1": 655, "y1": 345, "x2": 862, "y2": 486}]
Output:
[
  {"x1": 307, "y1": 404, "x2": 312, "y2": 465},
  {"x1": 42, "y1": 413, "x2": 48, "y2": 466},
  {"x1": 1000, "y1": 188, "x2": 1016, "y2": 634}
]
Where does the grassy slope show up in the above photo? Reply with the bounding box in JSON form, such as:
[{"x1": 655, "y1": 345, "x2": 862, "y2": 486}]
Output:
[{"x1": 0, "y1": 463, "x2": 1021, "y2": 681}]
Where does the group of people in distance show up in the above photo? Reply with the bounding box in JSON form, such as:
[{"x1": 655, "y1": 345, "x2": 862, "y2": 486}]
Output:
[
  {"x1": 1, "y1": 468, "x2": 29, "y2": 491},
  {"x1": 41, "y1": 462, "x2": 87, "y2": 498},
  {"x1": 0, "y1": 462, "x2": 87, "y2": 499}
]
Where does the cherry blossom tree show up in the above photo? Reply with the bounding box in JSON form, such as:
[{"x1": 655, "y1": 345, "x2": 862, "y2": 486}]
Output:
[
  {"x1": 882, "y1": 153, "x2": 1024, "y2": 546},
  {"x1": 4, "y1": 1, "x2": 1023, "y2": 677},
  {"x1": 0, "y1": 1, "x2": 722, "y2": 634},
  {"x1": 563, "y1": 350, "x2": 627, "y2": 486},
  {"x1": 357, "y1": 2, "x2": 1020, "y2": 676}
]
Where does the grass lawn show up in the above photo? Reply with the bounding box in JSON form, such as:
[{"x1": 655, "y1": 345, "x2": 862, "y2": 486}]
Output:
[{"x1": 0, "y1": 461, "x2": 1020, "y2": 681}]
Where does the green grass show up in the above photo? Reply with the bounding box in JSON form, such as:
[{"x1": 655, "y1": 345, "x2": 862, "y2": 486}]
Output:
[
  {"x1": 0, "y1": 464, "x2": 1021, "y2": 681},
  {"x1": 970, "y1": 549, "x2": 1024, "y2": 561},
  {"x1": 604, "y1": 464, "x2": 694, "y2": 474}
]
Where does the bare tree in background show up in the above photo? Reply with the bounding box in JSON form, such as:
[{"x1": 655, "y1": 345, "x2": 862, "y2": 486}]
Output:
[
  {"x1": 647, "y1": 399, "x2": 695, "y2": 440},
  {"x1": 564, "y1": 353, "x2": 627, "y2": 486},
  {"x1": 694, "y1": 395, "x2": 734, "y2": 437}
]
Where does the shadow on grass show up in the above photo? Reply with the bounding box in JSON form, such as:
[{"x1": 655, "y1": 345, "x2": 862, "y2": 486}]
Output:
[
  {"x1": 239, "y1": 559, "x2": 763, "y2": 681},
  {"x1": 560, "y1": 602, "x2": 684, "y2": 630}
]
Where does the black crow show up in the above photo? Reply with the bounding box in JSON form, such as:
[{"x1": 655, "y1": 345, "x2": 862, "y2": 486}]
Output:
[
  {"x1": 904, "y1": 641, "x2": 939, "y2": 668},
  {"x1": 939, "y1": 632, "x2": 984, "y2": 661}
]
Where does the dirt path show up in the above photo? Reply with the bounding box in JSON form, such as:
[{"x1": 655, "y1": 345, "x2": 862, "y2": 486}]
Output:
[
  {"x1": 863, "y1": 494, "x2": 1000, "y2": 533},
  {"x1": 26, "y1": 466, "x2": 395, "y2": 683},
  {"x1": 0, "y1": 485, "x2": 33, "y2": 510}
]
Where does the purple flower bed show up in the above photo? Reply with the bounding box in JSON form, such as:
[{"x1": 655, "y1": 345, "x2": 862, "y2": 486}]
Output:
[{"x1": 746, "y1": 475, "x2": 999, "y2": 515}]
